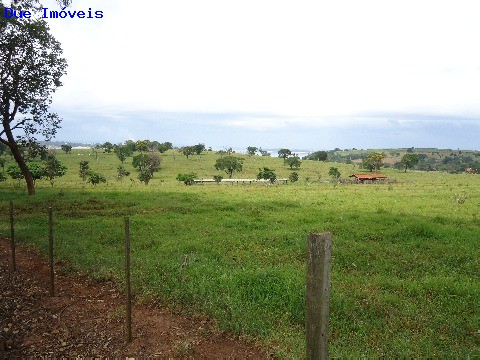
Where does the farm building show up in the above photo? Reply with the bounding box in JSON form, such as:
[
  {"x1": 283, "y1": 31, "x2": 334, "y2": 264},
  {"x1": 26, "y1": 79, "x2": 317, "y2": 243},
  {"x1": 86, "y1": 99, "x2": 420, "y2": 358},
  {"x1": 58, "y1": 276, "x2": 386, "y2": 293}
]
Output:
[{"x1": 349, "y1": 173, "x2": 388, "y2": 183}]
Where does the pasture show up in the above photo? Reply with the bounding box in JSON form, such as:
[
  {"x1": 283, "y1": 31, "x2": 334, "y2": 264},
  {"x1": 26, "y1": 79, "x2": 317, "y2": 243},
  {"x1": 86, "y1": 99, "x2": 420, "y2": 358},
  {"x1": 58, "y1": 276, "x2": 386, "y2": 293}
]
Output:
[{"x1": 1, "y1": 149, "x2": 479, "y2": 357}]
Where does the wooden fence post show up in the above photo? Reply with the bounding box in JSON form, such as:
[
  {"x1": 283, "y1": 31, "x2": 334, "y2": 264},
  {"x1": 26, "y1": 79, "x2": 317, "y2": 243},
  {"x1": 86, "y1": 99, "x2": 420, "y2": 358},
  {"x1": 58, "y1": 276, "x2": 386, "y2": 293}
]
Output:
[
  {"x1": 125, "y1": 217, "x2": 132, "y2": 343},
  {"x1": 306, "y1": 232, "x2": 332, "y2": 360},
  {"x1": 49, "y1": 207, "x2": 55, "y2": 297},
  {"x1": 9, "y1": 201, "x2": 16, "y2": 271}
]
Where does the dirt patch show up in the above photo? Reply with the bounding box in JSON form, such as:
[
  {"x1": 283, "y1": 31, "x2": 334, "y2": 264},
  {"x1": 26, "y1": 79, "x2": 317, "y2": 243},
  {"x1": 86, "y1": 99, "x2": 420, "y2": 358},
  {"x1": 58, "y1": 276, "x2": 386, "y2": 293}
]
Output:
[{"x1": 0, "y1": 238, "x2": 268, "y2": 358}]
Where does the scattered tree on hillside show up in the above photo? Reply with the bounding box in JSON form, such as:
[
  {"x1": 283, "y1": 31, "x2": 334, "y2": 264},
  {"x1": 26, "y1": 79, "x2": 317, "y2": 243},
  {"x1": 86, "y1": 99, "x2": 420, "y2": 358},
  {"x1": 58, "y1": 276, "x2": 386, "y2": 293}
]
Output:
[
  {"x1": 79, "y1": 160, "x2": 90, "y2": 181},
  {"x1": 194, "y1": 143, "x2": 206, "y2": 155},
  {"x1": 278, "y1": 149, "x2": 292, "y2": 163},
  {"x1": 247, "y1": 146, "x2": 258, "y2": 156},
  {"x1": 158, "y1": 142, "x2": 173, "y2": 153},
  {"x1": 257, "y1": 167, "x2": 277, "y2": 183},
  {"x1": 362, "y1": 152, "x2": 384, "y2": 172},
  {"x1": 289, "y1": 172, "x2": 299, "y2": 183},
  {"x1": 286, "y1": 155, "x2": 301, "y2": 169},
  {"x1": 114, "y1": 145, "x2": 132, "y2": 164},
  {"x1": 61, "y1": 144, "x2": 72, "y2": 154},
  {"x1": 7, "y1": 165, "x2": 24, "y2": 184},
  {"x1": 401, "y1": 153, "x2": 420, "y2": 172},
  {"x1": 88, "y1": 172, "x2": 106, "y2": 186},
  {"x1": 176, "y1": 173, "x2": 197, "y2": 185},
  {"x1": 43, "y1": 153, "x2": 67, "y2": 187},
  {"x1": 0, "y1": 4, "x2": 68, "y2": 194},
  {"x1": 328, "y1": 167, "x2": 341, "y2": 179},
  {"x1": 117, "y1": 165, "x2": 130, "y2": 181},
  {"x1": 182, "y1": 146, "x2": 196, "y2": 159},
  {"x1": 102, "y1": 142, "x2": 114, "y2": 153},
  {"x1": 304, "y1": 151, "x2": 328, "y2": 161},
  {"x1": 259, "y1": 148, "x2": 270, "y2": 157},
  {"x1": 135, "y1": 140, "x2": 149, "y2": 153},
  {"x1": 132, "y1": 153, "x2": 161, "y2": 173},
  {"x1": 215, "y1": 156, "x2": 244, "y2": 178},
  {"x1": 27, "y1": 163, "x2": 44, "y2": 185}
]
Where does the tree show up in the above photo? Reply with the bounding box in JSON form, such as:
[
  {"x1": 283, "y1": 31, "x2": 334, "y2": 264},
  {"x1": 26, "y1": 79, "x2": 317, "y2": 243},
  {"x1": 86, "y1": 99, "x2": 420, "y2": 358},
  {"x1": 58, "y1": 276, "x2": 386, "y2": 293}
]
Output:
[
  {"x1": 117, "y1": 165, "x2": 130, "y2": 181},
  {"x1": 157, "y1": 142, "x2": 173, "y2": 153},
  {"x1": 132, "y1": 153, "x2": 161, "y2": 173},
  {"x1": 304, "y1": 151, "x2": 328, "y2": 161},
  {"x1": 363, "y1": 152, "x2": 384, "y2": 172},
  {"x1": 176, "y1": 173, "x2": 196, "y2": 185},
  {"x1": 401, "y1": 153, "x2": 419, "y2": 172},
  {"x1": 88, "y1": 172, "x2": 106, "y2": 186},
  {"x1": 278, "y1": 148, "x2": 292, "y2": 163},
  {"x1": 257, "y1": 167, "x2": 276, "y2": 183},
  {"x1": 328, "y1": 167, "x2": 341, "y2": 179},
  {"x1": 286, "y1": 155, "x2": 301, "y2": 169},
  {"x1": 138, "y1": 169, "x2": 153, "y2": 185},
  {"x1": 246, "y1": 146, "x2": 258, "y2": 156},
  {"x1": 43, "y1": 153, "x2": 67, "y2": 187},
  {"x1": 0, "y1": 2, "x2": 68, "y2": 195},
  {"x1": 214, "y1": 156, "x2": 243, "y2": 178},
  {"x1": 79, "y1": 160, "x2": 90, "y2": 181},
  {"x1": 102, "y1": 142, "x2": 114, "y2": 153},
  {"x1": 6, "y1": 165, "x2": 23, "y2": 184},
  {"x1": 289, "y1": 172, "x2": 299, "y2": 183},
  {"x1": 0, "y1": 157, "x2": 5, "y2": 171},
  {"x1": 61, "y1": 144, "x2": 72, "y2": 154},
  {"x1": 181, "y1": 146, "x2": 195, "y2": 159},
  {"x1": 27, "y1": 162, "x2": 44, "y2": 184},
  {"x1": 114, "y1": 145, "x2": 132, "y2": 164},
  {"x1": 194, "y1": 143, "x2": 206, "y2": 155},
  {"x1": 135, "y1": 140, "x2": 149, "y2": 153}
]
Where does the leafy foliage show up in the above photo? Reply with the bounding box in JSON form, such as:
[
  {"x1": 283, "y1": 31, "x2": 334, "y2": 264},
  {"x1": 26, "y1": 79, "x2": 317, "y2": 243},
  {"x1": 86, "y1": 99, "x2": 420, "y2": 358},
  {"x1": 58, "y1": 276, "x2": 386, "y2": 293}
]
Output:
[
  {"x1": 257, "y1": 167, "x2": 277, "y2": 183},
  {"x1": 363, "y1": 152, "x2": 385, "y2": 172},
  {"x1": 215, "y1": 156, "x2": 244, "y2": 178},
  {"x1": 88, "y1": 172, "x2": 106, "y2": 186},
  {"x1": 0, "y1": 3, "x2": 68, "y2": 194},
  {"x1": 247, "y1": 146, "x2": 258, "y2": 156},
  {"x1": 288, "y1": 172, "x2": 299, "y2": 183},
  {"x1": 176, "y1": 173, "x2": 197, "y2": 185},
  {"x1": 328, "y1": 167, "x2": 341, "y2": 178},
  {"x1": 277, "y1": 148, "x2": 292, "y2": 163},
  {"x1": 61, "y1": 144, "x2": 72, "y2": 154},
  {"x1": 304, "y1": 151, "x2": 328, "y2": 161},
  {"x1": 401, "y1": 153, "x2": 420, "y2": 172},
  {"x1": 79, "y1": 160, "x2": 90, "y2": 181},
  {"x1": 286, "y1": 156, "x2": 301, "y2": 169},
  {"x1": 43, "y1": 153, "x2": 67, "y2": 186},
  {"x1": 117, "y1": 165, "x2": 130, "y2": 181}
]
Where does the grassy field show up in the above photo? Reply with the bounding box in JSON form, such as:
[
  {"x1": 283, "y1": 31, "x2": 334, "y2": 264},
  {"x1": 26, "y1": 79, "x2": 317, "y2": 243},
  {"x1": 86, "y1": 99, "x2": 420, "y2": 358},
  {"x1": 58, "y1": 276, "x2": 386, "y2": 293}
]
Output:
[{"x1": 1, "y1": 149, "x2": 479, "y2": 357}]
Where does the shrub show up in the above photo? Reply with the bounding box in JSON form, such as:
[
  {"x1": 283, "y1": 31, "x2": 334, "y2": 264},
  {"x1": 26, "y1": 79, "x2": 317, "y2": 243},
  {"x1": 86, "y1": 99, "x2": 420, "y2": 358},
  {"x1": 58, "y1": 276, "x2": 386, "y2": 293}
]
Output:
[
  {"x1": 289, "y1": 172, "x2": 299, "y2": 183},
  {"x1": 88, "y1": 172, "x2": 106, "y2": 186},
  {"x1": 176, "y1": 173, "x2": 197, "y2": 185}
]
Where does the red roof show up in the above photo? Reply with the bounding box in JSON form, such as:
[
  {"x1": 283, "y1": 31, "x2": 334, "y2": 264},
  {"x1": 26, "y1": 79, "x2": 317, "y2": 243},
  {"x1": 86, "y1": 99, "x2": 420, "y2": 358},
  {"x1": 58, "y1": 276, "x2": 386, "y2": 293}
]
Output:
[{"x1": 350, "y1": 173, "x2": 388, "y2": 179}]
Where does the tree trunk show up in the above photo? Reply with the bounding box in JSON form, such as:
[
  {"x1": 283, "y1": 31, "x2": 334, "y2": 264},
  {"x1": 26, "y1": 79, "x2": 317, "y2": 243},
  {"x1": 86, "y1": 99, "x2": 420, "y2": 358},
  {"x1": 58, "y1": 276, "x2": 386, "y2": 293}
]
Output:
[
  {"x1": 2, "y1": 119, "x2": 36, "y2": 195},
  {"x1": 10, "y1": 141, "x2": 35, "y2": 195}
]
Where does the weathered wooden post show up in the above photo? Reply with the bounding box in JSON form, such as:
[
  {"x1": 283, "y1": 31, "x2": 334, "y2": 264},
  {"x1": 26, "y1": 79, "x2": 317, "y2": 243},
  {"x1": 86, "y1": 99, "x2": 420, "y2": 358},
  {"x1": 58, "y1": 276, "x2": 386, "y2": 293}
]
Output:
[
  {"x1": 49, "y1": 207, "x2": 55, "y2": 297},
  {"x1": 125, "y1": 217, "x2": 132, "y2": 343},
  {"x1": 9, "y1": 201, "x2": 16, "y2": 271},
  {"x1": 306, "y1": 232, "x2": 332, "y2": 360}
]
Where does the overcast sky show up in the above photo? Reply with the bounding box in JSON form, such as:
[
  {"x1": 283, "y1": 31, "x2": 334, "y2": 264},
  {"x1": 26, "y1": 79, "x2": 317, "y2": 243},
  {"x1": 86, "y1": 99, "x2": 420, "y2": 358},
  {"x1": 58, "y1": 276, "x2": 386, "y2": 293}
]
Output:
[{"x1": 39, "y1": 0, "x2": 480, "y2": 150}]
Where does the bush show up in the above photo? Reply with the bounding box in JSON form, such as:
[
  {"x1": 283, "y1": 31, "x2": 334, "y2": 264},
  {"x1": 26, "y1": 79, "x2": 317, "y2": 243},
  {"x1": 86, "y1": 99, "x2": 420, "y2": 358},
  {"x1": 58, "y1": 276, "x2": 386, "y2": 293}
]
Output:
[
  {"x1": 213, "y1": 175, "x2": 223, "y2": 183},
  {"x1": 257, "y1": 167, "x2": 276, "y2": 183},
  {"x1": 176, "y1": 173, "x2": 197, "y2": 185},
  {"x1": 0, "y1": 171, "x2": 7, "y2": 182},
  {"x1": 88, "y1": 172, "x2": 106, "y2": 186},
  {"x1": 289, "y1": 172, "x2": 299, "y2": 183}
]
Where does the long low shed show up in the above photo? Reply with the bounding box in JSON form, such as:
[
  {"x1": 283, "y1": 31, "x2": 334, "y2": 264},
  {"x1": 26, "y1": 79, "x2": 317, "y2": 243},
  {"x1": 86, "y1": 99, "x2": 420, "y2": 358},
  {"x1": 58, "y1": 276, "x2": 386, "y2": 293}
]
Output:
[{"x1": 193, "y1": 178, "x2": 288, "y2": 184}]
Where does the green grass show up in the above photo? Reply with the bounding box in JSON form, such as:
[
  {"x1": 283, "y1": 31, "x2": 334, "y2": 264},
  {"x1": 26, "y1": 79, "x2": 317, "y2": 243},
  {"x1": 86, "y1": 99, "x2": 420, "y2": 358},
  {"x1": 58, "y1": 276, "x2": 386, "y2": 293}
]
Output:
[{"x1": 1, "y1": 149, "x2": 479, "y2": 357}]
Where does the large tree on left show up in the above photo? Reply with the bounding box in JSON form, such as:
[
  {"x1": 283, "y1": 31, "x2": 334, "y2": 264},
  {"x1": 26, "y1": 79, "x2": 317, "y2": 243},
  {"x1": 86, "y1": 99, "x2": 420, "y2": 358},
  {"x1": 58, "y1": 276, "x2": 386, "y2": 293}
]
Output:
[{"x1": 0, "y1": 1, "x2": 67, "y2": 195}]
